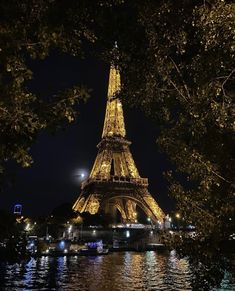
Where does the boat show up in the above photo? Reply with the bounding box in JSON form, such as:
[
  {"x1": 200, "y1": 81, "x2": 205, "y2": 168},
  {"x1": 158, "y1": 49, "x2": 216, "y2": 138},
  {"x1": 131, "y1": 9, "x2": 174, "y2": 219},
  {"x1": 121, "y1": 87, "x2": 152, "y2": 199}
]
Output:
[{"x1": 79, "y1": 240, "x2": 109, "y2": 256}]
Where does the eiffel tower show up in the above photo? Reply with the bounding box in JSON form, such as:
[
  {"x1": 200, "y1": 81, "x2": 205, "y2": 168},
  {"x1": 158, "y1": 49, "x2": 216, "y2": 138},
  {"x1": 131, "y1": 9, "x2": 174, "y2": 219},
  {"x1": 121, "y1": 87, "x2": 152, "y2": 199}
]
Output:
[{"x1": 73, "y1": 60, "x2": 165, "y2": 223}]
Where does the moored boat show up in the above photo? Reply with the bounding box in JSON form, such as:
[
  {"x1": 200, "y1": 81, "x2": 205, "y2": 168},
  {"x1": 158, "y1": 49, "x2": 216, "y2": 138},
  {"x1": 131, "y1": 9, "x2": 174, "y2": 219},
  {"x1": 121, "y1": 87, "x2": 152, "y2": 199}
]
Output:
[{"x1": 79, "y1": 240, "x2": 109, "y2": 256}]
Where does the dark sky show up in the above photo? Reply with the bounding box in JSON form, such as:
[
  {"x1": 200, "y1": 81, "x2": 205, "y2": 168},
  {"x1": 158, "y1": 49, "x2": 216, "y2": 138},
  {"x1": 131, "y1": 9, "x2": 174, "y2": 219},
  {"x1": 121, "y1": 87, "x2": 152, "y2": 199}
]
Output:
[{"x1": 2, "y1": 52, "x2": 173, "y2": 216}]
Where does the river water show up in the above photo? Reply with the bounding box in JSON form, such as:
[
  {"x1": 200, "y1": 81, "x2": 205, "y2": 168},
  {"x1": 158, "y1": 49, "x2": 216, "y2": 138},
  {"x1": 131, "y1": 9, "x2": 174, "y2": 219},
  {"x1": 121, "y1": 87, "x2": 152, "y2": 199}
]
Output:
[{"x1": 0, "y1": 251, "x2": 234, "y2": 290}]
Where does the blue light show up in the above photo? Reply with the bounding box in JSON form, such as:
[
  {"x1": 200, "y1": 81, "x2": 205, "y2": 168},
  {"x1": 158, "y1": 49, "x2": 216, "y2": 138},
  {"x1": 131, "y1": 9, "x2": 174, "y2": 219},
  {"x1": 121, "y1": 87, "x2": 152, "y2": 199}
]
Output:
[
  {"x1": 14, "y1": 204, "x2": 22, "y2": 215},
  {"x1": 59, "y1": 240, "x2": 65, "y2": 249}
]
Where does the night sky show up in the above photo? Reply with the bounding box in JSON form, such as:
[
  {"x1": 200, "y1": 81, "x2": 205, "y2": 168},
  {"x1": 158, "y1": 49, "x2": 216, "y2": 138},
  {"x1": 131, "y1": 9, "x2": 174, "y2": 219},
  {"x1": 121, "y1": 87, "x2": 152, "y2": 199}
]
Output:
[{"x1": 2, "y1": 52, "x2": 173, "y2": 217}]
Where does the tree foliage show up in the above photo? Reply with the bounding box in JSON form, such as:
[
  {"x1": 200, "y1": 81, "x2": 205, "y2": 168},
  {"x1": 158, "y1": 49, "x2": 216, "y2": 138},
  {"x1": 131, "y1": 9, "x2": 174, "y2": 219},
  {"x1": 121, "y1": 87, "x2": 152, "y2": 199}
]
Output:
[
  {"x1": 120, "y1": 0, "x2": 235, "y2": 242},
  {"x1": 109, "y1": 1, "x2": 235, "y2": 288},
  {"x1": 0, "y1": 0, "x2": 96, "y2": 174},
  {"x1": 0, "y1": 209, "x2": 19, "y2": 240}
]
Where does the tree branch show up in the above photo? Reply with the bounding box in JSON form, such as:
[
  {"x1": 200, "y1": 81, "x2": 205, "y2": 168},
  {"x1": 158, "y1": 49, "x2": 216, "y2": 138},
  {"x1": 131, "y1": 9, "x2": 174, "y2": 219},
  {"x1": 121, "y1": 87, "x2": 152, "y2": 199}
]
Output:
[
  {"x1": 197, "y1": 158, "x2": 234, "y2": 187},
  {"x1": 169, "y1": 57, "x2": 191, "y2": 100},
  {"x1": 221, "y1": 68, "x2": 235, "y2": 99},
  {"x1": 168, "y1": 79, "x2": 189, "y2": 102},
  {"x1": 0, "y1": 107, "x2": 11, "y2": 116}
]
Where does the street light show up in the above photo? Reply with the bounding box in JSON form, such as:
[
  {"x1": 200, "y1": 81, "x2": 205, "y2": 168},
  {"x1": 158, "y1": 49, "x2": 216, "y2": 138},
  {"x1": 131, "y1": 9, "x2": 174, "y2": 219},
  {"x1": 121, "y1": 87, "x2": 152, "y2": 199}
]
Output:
[
  {"x1": 175, "y1": 213, "x2": 181, "y2": 230},
  {"x1": 147, "y1": 217, "x2": 154, "y2": 231},
  {"x1": 175, "y1": 213, "x2": 181, "y2": 219},
  {"x1": 68, "y1": 225, "x2": 72, "y2": 233},
  {"x1": 25, "y1": 223, "x2": 31, "y2": 231}
]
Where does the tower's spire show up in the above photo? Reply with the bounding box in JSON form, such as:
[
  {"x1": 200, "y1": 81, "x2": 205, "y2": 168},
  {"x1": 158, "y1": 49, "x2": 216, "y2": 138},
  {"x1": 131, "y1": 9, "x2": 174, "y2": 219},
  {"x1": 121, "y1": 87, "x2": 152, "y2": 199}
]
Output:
[
  {"x1": 102, "y1": 44, "x2": 125, "y2": 138},
  {"x1": 107, "y1": 41, "x2": 120, "y2": 99}
]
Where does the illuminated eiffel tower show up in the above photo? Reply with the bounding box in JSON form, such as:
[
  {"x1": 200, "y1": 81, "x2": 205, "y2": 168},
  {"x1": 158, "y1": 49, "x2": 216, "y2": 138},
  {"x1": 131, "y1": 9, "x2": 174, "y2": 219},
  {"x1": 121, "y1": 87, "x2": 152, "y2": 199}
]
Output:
[{"x1": 73, "y1": 57, "x2": 165, "y2": 223}]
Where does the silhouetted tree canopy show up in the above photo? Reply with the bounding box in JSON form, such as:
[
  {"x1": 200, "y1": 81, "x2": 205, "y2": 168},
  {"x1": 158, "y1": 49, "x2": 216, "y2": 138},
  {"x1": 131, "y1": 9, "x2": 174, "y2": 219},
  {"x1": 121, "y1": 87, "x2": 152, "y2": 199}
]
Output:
[
  {"x1": 51, "y1": 202, "x2": 76, "y2": 222},
  {"x1": 81, "y1": 211, "x2": 113, "y2": 227}
]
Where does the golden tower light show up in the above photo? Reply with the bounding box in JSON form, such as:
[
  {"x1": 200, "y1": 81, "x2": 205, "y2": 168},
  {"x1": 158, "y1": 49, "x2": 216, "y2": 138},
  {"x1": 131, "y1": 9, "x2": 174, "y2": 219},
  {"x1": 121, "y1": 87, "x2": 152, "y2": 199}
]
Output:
[{"x1": 73, "y1": 55, "x2": 165, "y2": 223}]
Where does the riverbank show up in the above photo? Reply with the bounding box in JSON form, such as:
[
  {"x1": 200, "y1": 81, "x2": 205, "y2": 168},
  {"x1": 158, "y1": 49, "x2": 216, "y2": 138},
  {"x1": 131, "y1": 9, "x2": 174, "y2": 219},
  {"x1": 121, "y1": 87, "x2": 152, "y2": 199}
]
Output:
[{"x1": 31, "y1": 242, "x2": 168, "y2": 257}]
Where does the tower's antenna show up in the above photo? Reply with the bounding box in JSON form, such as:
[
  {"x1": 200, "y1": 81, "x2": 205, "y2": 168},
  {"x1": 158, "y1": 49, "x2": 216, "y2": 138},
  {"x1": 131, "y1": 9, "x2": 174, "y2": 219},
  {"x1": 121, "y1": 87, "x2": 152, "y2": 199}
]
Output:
[{"x1": 111, "y1": 41, "x2": 120, "y2": 67}]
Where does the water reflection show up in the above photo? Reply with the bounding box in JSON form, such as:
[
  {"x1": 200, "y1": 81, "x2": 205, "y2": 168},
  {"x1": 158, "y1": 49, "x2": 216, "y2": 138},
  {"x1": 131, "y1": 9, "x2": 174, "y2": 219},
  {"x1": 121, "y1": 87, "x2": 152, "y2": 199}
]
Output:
[
  {"x1": 0, "y1": 252, "x2": 234, "y2": 291},
  {"x1": 23, "y1": 259, "x2": 36, "y2": 288},
  {"x1": 165, "y1": 250, "x2": 192, "y2": 290}
]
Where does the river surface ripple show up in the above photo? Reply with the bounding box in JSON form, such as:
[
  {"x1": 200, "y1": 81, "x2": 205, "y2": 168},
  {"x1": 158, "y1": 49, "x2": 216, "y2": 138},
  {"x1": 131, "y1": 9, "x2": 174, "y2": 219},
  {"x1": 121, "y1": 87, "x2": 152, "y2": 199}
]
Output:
[{"x1": 0, "y1": 251, "x2": 234, "y2": 290}]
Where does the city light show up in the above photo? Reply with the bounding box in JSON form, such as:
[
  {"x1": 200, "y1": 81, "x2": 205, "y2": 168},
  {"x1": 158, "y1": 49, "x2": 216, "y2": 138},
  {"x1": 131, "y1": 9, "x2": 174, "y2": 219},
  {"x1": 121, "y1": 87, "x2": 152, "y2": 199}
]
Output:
[
  {"x1": 59, "y1": 240, "x2": 65, "y2": 250},
  {"x1": 68, "y1": 225, "x2": 72, "y2": 233},
  {"x1": 175, "y1": 213, "x2": 181, "y2": 219},
  {"x1": 14, "y1": 204, "x2": 22, "y2": 215},
  {"x1": 25, "y1": 223, "x2": 31, "y2": 231}
]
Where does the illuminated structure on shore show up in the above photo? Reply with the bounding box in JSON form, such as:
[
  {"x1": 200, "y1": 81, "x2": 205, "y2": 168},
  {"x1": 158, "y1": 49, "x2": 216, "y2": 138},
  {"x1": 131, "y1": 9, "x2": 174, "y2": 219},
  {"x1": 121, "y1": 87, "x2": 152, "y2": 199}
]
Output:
[{"x1": 73, "y1": 51, "x2": 164, "y2": 223}]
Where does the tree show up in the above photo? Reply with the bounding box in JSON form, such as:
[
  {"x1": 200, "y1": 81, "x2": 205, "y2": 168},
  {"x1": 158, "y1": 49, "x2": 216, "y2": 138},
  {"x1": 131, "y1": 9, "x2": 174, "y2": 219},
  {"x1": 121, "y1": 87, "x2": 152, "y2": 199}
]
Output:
[
  {"x1": 108, "y1": 1, "x2": 234, "y2": 289},
  {"x1": 0, "y1": 0, "x2": 97, "y2": 179},
  {"x1": 81, "y1": 211, "x2": 113, "y2": 227},
  {"x1": 51, "y1": 202, "x2": 77, "y2": 223},
  {"x1": 0, "y1": 209, "x2": 18, "y2": 240},
  {"x1": 0, "y1": 0, "x2": 126, "y2": 184}
]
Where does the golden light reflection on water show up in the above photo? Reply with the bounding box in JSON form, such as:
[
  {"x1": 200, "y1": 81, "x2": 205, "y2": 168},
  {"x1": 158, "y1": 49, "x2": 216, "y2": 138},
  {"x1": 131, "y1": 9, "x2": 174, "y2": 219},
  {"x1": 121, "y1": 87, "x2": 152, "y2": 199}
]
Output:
[{"x1": 0, "y1": 252, "x2": 234, "y2": 290}]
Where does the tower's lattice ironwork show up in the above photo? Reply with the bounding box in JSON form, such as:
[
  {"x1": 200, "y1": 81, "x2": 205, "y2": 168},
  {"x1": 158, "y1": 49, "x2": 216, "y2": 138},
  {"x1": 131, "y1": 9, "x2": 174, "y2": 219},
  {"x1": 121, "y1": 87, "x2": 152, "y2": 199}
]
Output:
[{"x1": 73, "y1": 63, "x2": 165, "y2": 223}]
